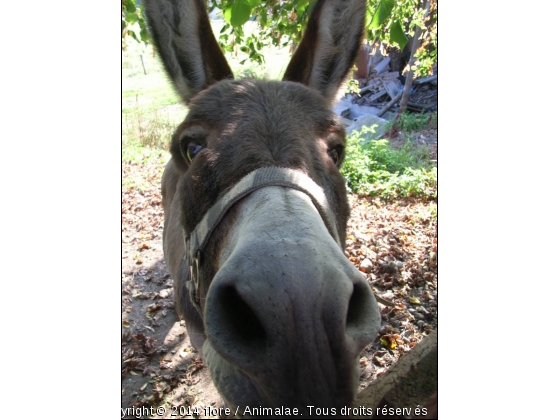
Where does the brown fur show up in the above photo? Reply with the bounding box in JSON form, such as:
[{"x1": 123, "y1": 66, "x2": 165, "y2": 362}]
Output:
[
  {"x1": 146, "y1": 0, "x2": 377, "y2": 414},
  {"x1": 284, "y1": 0, "x2": 366, "y2": 102},
  {"x1": 163, "y1": 79, "x2": 351, "y2": 328},
  {"x1": 144, "y1": 0, "x2": 233, "y2": 103}
]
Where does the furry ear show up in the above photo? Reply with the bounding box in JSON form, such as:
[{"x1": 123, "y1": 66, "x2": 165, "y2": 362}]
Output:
[
  {"x1": 283, "y1": 0, "x2": 366, "y2": 103},
  {"x1": 144, "y1": 0, "x2": 233, "y2": 104}
]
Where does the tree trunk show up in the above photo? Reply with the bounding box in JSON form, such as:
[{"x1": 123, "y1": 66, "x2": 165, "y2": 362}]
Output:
[
  {"x1": 399, "y1": 1, "x2": 431, "y2": 113},
  {"x1": 348, "y1": 329, "x2": 438, "y2": 419}
]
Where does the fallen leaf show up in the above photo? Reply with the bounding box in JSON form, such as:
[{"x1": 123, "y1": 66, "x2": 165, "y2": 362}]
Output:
[
  {"x1": 380, "y1": 336, "x2": 396, "y2": 349},
  {"x1": 147, "y1": 303, "x2": 161, "y2": 312}
]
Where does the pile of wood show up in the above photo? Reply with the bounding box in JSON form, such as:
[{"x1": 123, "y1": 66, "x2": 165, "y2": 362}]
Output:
[
  {"x1": 408, "y1": 73, "x2": 438, "y2": 111},
  {"x1": 352, "y1": 55, "x2": 404, "y2": 109},
  {"x1": 344, "y1": 44, "x2": 437, "y2": 116}
]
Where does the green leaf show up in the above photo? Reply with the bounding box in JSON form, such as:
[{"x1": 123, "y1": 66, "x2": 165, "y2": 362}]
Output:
[
  {"x1": 128, "y1": 30, "x2": 139, "y2": 42},
  {"x1": 126, "y1": 13, "x2": 138, "y2": 24},
  {"x1": 371, "y1": 0, "x2": 394, "y2": 30},
  {"x1": 140, "y1": 28, "x2": 150, "y2": 42},
  {"x1": 247, "y1": 0, "x2": 260, "y2": 7},
  {"x1": 296, "y1": 0, "x2": 310, "y2": 14},
  {"x1": 126, "y1": 0, "x2": 136, "y2": 14},
  {"x1": 365, "y1": 5, "x2": 374, "y2": 29},
  {"x1": 224, "y1": 0, "x2": 252, "y2": 27},
  {"x1": 389, "y1": 20, "x2": 408, "y2": 50}
]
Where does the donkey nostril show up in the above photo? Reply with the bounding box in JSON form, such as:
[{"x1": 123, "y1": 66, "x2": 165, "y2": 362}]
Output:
[
  {"x1": 218, "y1": 285, "x2": 267, "y2": 349},
  {"x1": 346, "y1": 282, "x2": 374, "y2": 333}
]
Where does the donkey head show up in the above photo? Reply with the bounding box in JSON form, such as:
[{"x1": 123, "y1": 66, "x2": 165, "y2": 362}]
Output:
[{"x1": 145, "y1": 0, "x2": 380, "y2": 414}]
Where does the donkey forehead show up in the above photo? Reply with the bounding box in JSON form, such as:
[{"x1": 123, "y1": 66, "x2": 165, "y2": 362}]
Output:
[{"x1": 185, "y1": 79, "x2": 343, "y2": 137}]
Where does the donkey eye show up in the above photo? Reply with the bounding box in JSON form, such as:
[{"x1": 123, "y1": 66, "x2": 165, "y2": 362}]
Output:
[
  {"x1": 327, "y1": 147, "x2": 342, "y2": 165},
  {"x1": 186, "y1": 142, "x2": 204, "y2": 162}
]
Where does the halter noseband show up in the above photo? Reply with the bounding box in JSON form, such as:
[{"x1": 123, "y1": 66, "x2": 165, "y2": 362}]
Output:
[{"x1": 183, "y1": 166, "x2": 342, "y2": 306}]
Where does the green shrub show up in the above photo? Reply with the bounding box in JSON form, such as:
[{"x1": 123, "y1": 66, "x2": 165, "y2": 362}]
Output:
[
  {"x1": 394, "y1": 111, "x2": 437, "y2": 134},
  {"x1": 341, "y1": 126, "x2": 437, "y2": 199}
]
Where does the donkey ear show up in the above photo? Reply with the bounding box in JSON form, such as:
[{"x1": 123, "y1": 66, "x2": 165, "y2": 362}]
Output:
[
  {"x1": 283, "y1": 0, "x2": 366, "y2": 103},
  {"x1": 144, "y1": 0, "x2": 233, "y2": 104}
]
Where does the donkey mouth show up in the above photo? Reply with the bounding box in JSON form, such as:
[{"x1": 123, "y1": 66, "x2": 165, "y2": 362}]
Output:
[
  {"x1": 203, "y1": 339, "x2": 361, "y2": 418},
  {"x1": 202, "y1": 340, "x2": 275, "y2": 412}
]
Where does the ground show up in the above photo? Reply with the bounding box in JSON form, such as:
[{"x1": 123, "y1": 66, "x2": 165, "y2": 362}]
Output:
[{"x1": 121, "y1": 132, "x2": 437, "y2": 419}]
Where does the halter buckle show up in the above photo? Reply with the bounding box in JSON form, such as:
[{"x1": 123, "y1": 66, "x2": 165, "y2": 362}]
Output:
[{"x1": 189, "y1": 250, "x2": 201, "y2": 303}]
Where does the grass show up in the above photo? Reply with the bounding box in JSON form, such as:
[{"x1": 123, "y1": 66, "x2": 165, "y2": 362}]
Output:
[
  {"x1": 122, "y1": 145, "x2": 169, "y2": 165},
  {"x1": 341, "y1": 125, "x2": 437, "y2": 199}
]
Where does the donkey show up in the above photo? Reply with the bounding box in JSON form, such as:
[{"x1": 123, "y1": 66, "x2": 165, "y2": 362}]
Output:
[{"x1": 144, "y1": 0, "x2": 381, "y2": 414}]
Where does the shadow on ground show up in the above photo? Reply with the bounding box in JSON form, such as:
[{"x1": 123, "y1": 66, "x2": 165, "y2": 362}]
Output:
[{"x1": 122, "y1": 254, "x2": 224, "y2": 419}]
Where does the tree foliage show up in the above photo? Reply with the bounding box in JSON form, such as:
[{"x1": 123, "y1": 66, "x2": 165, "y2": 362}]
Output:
[
  {"x1": 365, "y1": 0, "x2": 437, "y2": 75},
  {"x1": 210, "y1": 0, "x2": 437, "y2": 73},
  {"x1": 121, "y1": 0, "x2": 437, "y2": 75},
  {"x1": 209, "y1": 0, "x2": 313, "y2": 65},
  {"x1": 121, "y1": 0, "x2": 149, "y2": 50}
]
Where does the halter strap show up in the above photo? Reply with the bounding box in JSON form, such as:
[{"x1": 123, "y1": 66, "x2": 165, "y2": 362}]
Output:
[{"x1": 183, "y1": 167, "x2": 342, "y2": 303}]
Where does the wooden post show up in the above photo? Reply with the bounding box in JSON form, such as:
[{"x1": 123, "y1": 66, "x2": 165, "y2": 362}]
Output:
[
  {"x1": 140, "y1": 55, "x2": 147, "y2": 75},
  {"x1": 399, "y1": 0, "x2": 431, "y2": 113}
]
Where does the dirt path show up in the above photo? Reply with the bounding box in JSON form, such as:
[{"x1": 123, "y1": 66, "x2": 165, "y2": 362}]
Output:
[{"x1": 122, "y1": 150, "x2": 437, "y2": 418}]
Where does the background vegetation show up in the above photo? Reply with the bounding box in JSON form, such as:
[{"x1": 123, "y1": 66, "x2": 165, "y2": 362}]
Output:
[
  {"x1": 343, "y1": 120, "x2": 436, "y2": 199},
  {"x1": 122, "y1": 0, "x2": 437, "y2": 74},
  {"x1": 122, "y1": 0, "x2": 437, "y2": 199}
]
